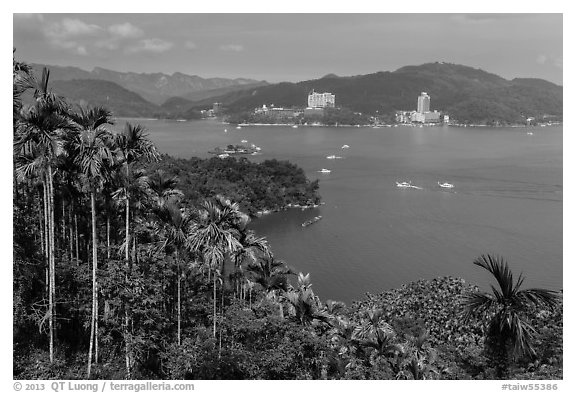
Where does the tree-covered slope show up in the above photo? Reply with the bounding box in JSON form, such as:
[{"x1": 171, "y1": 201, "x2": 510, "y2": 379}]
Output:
[{"x1": 189, "y1": 62, "x2": 562, "y2": 124}]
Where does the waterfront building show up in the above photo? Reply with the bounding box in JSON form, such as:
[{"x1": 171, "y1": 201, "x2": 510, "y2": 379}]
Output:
[
  {"x1": 308, "y1": 90, "x2": 335, "y2": 108},
  {"x1": 417, "y1": 92, "x2": 430, "y2": 113}
]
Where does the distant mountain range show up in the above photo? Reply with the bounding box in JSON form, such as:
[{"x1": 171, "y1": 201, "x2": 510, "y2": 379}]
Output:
[
  {"x1": 30, "y1": 63, "x2": 267, "y2": 105},
  {"x1": 28, "y1": 62, "x2": 562, "y2": 124}
]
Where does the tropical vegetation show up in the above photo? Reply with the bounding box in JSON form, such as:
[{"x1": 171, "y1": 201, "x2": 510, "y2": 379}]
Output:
[{"x1": 13, "y1": 55, "x2": 562, "y2": 380}]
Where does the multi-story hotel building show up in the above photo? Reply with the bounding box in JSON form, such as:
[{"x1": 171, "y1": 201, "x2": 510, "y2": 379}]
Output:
[
  {"x1": 308, "y1": 90, "x2": 336, "y2": 108},
  {"x1": 417, "y1": 92, "x2": 430, "y2": 113}
]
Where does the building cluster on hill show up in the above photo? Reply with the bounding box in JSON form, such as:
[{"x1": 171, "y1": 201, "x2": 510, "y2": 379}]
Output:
[
  {"x1": 395, "y1": 92, "x2": 449, "y2": 124},
  {"x1": 250, "y1": 89, "x2": 338, "y2": 122}
]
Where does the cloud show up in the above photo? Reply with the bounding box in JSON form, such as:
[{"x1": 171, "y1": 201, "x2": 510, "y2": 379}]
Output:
[
  {"x1": 536, "y1": 54, "x2": 547, "y2": 64},
  {"x1": 219, "y1": 44, "x2": 244, "y2": 52},
  {"x1": 553, "y1": 56, "x2": 562, "y2": 68},
  {"x1": 127, "y1": 38, "x2": 174, "y2": 54},
  {"x1": 536, "y1": 54, "x2": 563, "y2": 68},
  {"x1": 184, "y1": 41, "x2": 197, "y2": 50},
  {"x1": 46, "y1": 18, "x2": 103, "y2": 39},
  {"x1": 108, "y1": 23, "x2": 144, "y2": 39}
]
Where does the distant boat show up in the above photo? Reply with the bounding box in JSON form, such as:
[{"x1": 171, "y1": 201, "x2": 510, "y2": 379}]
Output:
[
  {"x1": 176, "y1": 119, "x2": 186, "y2": 122},
  {"x1": 224, "y1": 129, "x2": 228, "y2": 133},
  {"x1": 241, "y1": 139, "x2": 248, "y2": 143},
  {"x1": 396, "y1": 181, "x2": 422, "y2": 189},
  {"x1": 292, "y1": 125, "x2": 298, "y2": 128},
  {"x1": 218, "y1": 153, "x2": 230, "y2": 159},
  {"x1": 438, "y1": 182, "x2": 454, "y2": 189},
  {"x1": 236, "y1": 126, "x2": 242, "y2": 129},
  {"x1": 527, "y1": 132, "x2": 534, "y2": 135},
  {"x1": 326, "y1": 155, "x2": 336, "y2": 159},
  {"x1": 341, "y1": 144, "x2": 350, "y2": 149},
  {"x1": 319, "y1": 168, "x2": 331, "y2": 173},
  {"x1": 302, "y1": 215, "x2": 322, "y2": 227}
]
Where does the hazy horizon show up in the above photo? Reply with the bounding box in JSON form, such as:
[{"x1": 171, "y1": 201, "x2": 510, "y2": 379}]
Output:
[{"x1": 13, "y1": 13, "x2": 563, "y2": 85}]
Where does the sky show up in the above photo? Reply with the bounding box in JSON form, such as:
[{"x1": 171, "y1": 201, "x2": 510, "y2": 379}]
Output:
[{"x1": 12, "y1": 13, "x2": 563, "y2": 85}]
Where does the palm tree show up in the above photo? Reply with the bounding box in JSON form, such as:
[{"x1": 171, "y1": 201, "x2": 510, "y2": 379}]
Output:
[
  {"x1": 187, "y1": 196, "x2": 243, "y2": 338},
  {"x1": 147, "y1": 169, "x2": 184, "y2": 209},
  {"x1": 69, "y1": 106, "x2": 114, "y2": 378},
  {"x1": 113, "y1": 123, "x2": 158, "y2": 378},
  {"x1": 13, "y1": 67, "x2": 76, "y2": 363},
  {"x1": 284, "y1": 273, "x2": 328, "y2": 326},
  {"x1": 153, "y1": 202, "x2": 192, "y2": 345},
  {"x1": 114, "y1": 123, "x2": 159, "y2": 266},
  {"x1": 246, "y1": 254, "x2": 292, "y2": 293},
  {"x1": 462, "y1": 254, "x2": 560, "y2": 377}
]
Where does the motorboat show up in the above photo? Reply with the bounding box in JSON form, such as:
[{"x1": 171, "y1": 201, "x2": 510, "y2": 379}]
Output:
[
  {"x1": 292, "y1": 125, "x2": 298, "y2": 128},
  {"x1": 302, "y1": 216, "x2": 322, "y2": 227},
  {"x1": 438, "y1": 182, "x2": 454, "y2": 188},
  {"x1": 341, "y1": 144, "x2": 350, "y2": 149},
  {"x1": 236, "y1": 126, "x2": 242, "y2": 129},
  {"x1": 218, "y1": 153, "x2": 230, "y2": 159},
  {"x1": 527, "y1": 132, "x2": 534, "y2": 135},
  {"x1": 241, "y1": 139, "x2": 248, "y2": 143},
  {"x1": 326, "y1": 155, "x2": 337, "y2": 159},
  {"x1": 319, "y1": 169, "x2": 331, "y2": 173},
  {"x1": 397, "y1": 181, "x2": 422, "y2": 190}
]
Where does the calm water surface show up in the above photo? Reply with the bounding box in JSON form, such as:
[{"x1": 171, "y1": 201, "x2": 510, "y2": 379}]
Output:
[{"x1": 117, "y1": 119, "x2": 563, "y2": 303}]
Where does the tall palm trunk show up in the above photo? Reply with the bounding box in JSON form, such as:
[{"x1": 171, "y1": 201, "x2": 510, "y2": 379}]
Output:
[
  {"x1": 74, "y1": 212, "x2": 79, "y2": 264},
  {"x1": 124, "y1": 163, "x2": 132, "y2": 379},
  {"x1": 87, "y1": 190, "x2": 98, "y2": 378},
  {"x1": 213, "y1": 273, "x2": 217, "y2": 338},
  {"x1": 47, "y1": 166, "x2": 56, "y2": 364},
  {"x1": 69, "y1": 205, "x2": 74, "y2": 262},
  {"x1": 106, "y1": 216, "x2": 111, "y2": 260},
  {"x1": 175, "y1": 249, "x2": 181, "y2": 345}
]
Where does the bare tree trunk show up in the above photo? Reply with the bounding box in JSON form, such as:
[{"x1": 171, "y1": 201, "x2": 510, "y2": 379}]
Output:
[{"x1": 87, "y1": 191, "x2": 98, "y2": 378}]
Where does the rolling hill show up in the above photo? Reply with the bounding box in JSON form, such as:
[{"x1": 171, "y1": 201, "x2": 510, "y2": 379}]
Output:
[{"x1": 185, "y1": 62, "x2": 563, "y2": 124}]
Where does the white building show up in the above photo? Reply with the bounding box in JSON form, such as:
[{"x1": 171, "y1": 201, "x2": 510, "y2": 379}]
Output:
[
  {"x1": 417, "y1": 92, "x2": 430, "y2": 113},
  {"x1": 308, "y1": 90, "x2": 335, "y2": 108}
]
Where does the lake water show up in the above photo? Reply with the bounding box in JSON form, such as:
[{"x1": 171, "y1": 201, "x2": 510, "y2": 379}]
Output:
[{"x1": 117, "y1": 118, "x2": 563, "y2": 303}]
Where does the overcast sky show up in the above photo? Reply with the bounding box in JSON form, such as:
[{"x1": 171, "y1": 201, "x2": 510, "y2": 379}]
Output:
[{"x1": 13, "y1": 13, "x2": 563, "y2": 85}]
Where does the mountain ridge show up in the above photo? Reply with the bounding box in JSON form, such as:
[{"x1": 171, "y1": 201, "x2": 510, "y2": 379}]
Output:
[{"x1": 30, "y1": 63, "x2": 267, "y2": 105}]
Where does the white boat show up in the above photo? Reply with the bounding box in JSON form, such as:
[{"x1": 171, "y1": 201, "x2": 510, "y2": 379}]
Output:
[
  {"x1": 319, "y1": 169, "x2": 331, "y2": 173},
  {"x1": 326, "y1": 155, "x2": 336, "y2": 159},
  {"x1": 341, "y1": 144, "x2": 350, "y2": 149},
  {"x1": 241, "y1": 139, "x2": 248, "y2": 143},
  {"x1": 236, "y1": 126, "x2": 242, "y2": 129},
  {"x1": 397, "y1": 181, "x2": 422, "y2": 190},
  {"x1": 292, "y1": 125, "x2": 298, "y2": 128},
  {"x1": 438, "y1": 182, "x2": 454, "y2": 189},
  {"x1": 527, "y1": 132, "x2": 534, "y2": 135},
  {"x1": 218, "y1": 153, "x2": 230, "y2": 159}
]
